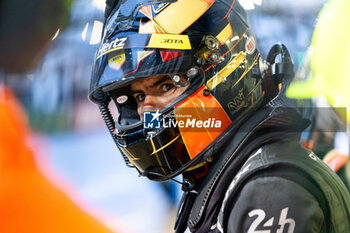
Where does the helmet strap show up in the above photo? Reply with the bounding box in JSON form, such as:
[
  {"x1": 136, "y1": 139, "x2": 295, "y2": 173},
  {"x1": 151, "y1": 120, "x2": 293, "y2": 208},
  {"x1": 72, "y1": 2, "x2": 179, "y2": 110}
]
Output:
[{"x1": 98, "y1": 103, "x2": 135, "y2": 168}]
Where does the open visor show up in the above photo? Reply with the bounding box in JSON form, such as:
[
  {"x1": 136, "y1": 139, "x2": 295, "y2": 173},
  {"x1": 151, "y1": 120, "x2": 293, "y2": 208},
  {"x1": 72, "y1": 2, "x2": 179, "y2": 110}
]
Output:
[{"x1": 89, "y1": 33, "x2": 203, "y2": 103}]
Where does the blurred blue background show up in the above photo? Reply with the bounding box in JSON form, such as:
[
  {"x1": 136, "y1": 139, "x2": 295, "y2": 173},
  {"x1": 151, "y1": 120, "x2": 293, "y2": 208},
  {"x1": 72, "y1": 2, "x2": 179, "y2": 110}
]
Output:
[{"x1": 1, "y1": 0, "x2": 327, "y2": 232}]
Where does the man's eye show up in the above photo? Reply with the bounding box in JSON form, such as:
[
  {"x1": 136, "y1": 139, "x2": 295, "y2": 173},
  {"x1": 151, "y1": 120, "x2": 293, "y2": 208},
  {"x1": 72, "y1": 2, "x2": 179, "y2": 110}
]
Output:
[
  {"x1": 135, "y1": 94, "x2": 145, "y2": 102},
  {"x1": 162, "y1": 83, "x2": 174, "y2": 92}
]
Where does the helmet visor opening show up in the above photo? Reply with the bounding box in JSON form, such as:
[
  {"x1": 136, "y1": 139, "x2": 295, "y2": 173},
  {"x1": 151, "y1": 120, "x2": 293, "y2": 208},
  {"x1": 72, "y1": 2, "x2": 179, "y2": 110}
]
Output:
[{"x1": 109, "y1": 71, "x2": 203, "y2": 129}]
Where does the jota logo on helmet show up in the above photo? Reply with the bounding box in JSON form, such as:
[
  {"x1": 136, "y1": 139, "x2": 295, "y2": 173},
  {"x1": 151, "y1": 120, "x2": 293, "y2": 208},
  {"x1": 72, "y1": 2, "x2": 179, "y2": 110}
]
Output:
[
  {"x1": 147, "y1": 34, "x2": 191, "y2": 50},
  {"x1": 96, "y1": 37, "x2": 127, "y2": 59},
  {"x1": 160, "y1": 38, "x2": 184, "y2": 44},
  {"x1": 143, "y1": 110, "x2": 222, "y2": 130}
]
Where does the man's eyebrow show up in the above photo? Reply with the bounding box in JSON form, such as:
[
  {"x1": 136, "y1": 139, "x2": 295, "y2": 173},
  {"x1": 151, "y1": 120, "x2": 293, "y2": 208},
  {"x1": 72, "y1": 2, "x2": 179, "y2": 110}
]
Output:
[
  {"x1": 149, "y1": 76, "x2": 171, "y2": 88},
  {"x1": 130, "y1": 89, "x2": 143, "y2": 96},
  {"x1": 130, "y1": 76, "x2": 171, "y2": 95}
]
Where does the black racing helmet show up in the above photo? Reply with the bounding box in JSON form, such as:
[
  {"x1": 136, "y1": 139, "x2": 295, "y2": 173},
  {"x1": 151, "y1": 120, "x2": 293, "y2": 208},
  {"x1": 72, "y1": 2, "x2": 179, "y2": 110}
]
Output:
[{"x1": 89, "y1": 0, "x2": 265, "y2": 181}]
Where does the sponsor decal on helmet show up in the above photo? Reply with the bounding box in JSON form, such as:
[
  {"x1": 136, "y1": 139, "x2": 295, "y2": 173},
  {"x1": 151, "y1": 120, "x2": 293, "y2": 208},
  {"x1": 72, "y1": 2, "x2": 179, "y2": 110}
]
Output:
[
  {"x1": 152, "y1": 2, "x2": 170, "y2": 13},
  {"x1": 108, "y1": 53, "x2": 126, "y2": 70},
  {"x1": 147, "y1": 34, "x2": 191, "y2": 50},
  {"x1": 245, "y1": 36, "x2": 256, "y2": 55},
  {"x1": 96, "y1": 37, "x2": 127, "y2": 59},
  {"x1": 116, "y1": 95, "x2": 128, "y2": 104},
  {"x1": 227, "y1": 89, "x2": 245, "y2": 114}
]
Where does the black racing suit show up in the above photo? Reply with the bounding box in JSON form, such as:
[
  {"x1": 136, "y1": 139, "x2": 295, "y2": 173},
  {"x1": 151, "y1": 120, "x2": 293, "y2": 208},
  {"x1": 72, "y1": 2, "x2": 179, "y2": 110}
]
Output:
[{"x1": 174, "y1": 103, "x2": 350, "y2": 233}]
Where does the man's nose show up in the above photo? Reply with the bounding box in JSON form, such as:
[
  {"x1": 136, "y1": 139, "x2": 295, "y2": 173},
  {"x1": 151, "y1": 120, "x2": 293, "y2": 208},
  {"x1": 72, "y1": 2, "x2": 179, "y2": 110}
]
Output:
[{"x1": 143, "y1": 94, "x2": 159, "y2": 108}]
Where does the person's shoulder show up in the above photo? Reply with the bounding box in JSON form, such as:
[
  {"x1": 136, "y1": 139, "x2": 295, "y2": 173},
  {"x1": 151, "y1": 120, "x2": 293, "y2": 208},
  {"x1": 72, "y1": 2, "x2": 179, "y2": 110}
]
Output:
[
  {"x1": 244, "y1": 139, "x2": 348, "y2": 195},
  {"x1": 244, "y1": 138, "x2": 330, "y2": 173},
  {"x1": 221, "y1": 174, "x2": 328, "y2": 233},
  {"x1": 216, "y1": 139, "x2": 350, "y2": 233},
  {"x1": 240, "y1": 139, "x2": 313, "y2": 172}
]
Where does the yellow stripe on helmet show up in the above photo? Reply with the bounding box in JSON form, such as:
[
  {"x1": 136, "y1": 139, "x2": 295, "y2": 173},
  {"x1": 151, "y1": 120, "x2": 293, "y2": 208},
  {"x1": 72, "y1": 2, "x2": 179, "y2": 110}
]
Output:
[{"x1": 206, "y1": 51, "x2": 246, "y2": 90}]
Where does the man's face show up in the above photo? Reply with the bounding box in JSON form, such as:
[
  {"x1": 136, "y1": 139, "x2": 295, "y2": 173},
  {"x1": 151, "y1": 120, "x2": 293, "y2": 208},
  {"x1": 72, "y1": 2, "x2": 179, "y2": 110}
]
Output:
[{"x1": 130, "y1": 75, "x2": 189, "y2": 119}]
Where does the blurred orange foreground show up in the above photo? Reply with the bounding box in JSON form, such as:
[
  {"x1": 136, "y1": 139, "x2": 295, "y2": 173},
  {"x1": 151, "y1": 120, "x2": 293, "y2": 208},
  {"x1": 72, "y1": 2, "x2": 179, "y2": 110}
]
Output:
[{"x1": 0, "y1": 85, "x2": 116, "y2": 233}]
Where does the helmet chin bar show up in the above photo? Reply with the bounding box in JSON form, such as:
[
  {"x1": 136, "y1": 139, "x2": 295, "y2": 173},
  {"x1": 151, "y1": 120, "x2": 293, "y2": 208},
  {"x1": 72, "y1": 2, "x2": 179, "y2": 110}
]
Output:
[
  {"x1": 98, "y1": 103, "x2": 136, "y2": 169},
  {"x1": 98, "y1": 101, "x2": 207, "y2": 188},
  {"x1": 141, "y1": 169, "x2": 194, "y2": 191}
]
